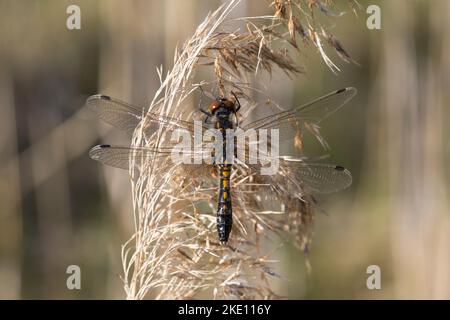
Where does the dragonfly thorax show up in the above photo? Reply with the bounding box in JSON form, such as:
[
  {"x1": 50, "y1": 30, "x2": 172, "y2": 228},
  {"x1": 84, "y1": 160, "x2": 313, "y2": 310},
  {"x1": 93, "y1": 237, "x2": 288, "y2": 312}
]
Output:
[
  {"x1": 213, "y1": 111, "x2": 235, "y2": 130},
  {"x1": 208, "y1": 97, "x2": 237, "y2": 114}
]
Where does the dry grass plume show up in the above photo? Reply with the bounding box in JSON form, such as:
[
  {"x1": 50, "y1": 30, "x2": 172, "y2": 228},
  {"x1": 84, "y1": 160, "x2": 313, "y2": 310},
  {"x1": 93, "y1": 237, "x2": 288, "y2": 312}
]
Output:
[{"x1": 121, "y1": 0, "x2": 355, "y2": 300}]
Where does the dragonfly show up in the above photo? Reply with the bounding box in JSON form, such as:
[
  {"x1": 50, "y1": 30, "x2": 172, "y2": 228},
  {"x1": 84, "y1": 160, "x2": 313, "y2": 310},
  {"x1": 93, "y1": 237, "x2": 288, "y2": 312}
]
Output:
[{"x1": 88, "y1": 87, "x2": 357, "y2": 244}]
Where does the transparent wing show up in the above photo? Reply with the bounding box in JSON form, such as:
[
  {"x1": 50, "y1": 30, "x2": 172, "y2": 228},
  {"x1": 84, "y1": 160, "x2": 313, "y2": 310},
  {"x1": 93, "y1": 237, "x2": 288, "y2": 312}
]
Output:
[
  {"x1": 240, "y1": 87, "x2": 357, "y2": 131},
  {"x1": 89, "y1": 144, "x2": 215, "y2": 170},
  {"x1": 281, "y1": 161, "x2": 352, "y2": 194},
  {"x1": 89, "y1": 145, "x2": 218, "y2": 191},
  {"x1": 90, "y1": 146, "x2": 351, "y2": 196},
  {"x1": 89, "y1": 144, "x2": 171, "y2": 170},
  {"x1": 87, "y1": 94, "x2": 208, "y2": 137},
  {"x1": 235, "y1": 157, "x2": 352, "y2": 195}
]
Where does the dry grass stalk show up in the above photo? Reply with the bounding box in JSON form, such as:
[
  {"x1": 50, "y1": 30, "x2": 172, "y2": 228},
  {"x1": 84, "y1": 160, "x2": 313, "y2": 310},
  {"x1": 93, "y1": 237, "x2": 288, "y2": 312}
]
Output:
[{"x1": 121, "y1": 0, "x2": 354, "y2": 300}]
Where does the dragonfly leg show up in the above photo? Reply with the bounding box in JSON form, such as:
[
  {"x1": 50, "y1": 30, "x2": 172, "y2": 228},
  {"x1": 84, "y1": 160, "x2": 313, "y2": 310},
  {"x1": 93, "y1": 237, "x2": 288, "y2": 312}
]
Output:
[
  {"x1": 200, "y1": 108, "x2": 213, "y2": 123},
  {"x1": 198, "y1": 85, "x2": 213, "y2": 121},
  {"x1": 231, "y1": 91, "x2": 241, "y2": 112},
  {"x1": 197, "y1": 85, "x2": 205, "y2": 111}
]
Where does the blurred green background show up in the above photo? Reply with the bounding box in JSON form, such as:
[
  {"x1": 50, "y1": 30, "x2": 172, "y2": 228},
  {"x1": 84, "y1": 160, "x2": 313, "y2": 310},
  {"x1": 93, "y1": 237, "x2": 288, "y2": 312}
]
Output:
[{"x1": 0, "y1": 0, "x2": 449, "y2": 299}]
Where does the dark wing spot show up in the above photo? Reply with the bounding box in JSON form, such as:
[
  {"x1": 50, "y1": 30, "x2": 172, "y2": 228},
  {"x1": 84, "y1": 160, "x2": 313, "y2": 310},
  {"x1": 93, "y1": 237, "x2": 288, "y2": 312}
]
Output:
[
  {"x1": 335, "y1": 165, "x2": 345, "y2": 171},
  {"x1": 99, "y1": 144, "x2": 111, "y2": 148},
  {"x1": 336, "y1": 88, "x2": 346, "y2": 94}
]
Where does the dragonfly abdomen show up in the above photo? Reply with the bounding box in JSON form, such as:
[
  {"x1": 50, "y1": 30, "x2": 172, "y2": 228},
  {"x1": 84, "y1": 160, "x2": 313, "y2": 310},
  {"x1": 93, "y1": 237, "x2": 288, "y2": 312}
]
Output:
[{"x1": 217, "y1": 164, "x2": 233, "y2": 244}]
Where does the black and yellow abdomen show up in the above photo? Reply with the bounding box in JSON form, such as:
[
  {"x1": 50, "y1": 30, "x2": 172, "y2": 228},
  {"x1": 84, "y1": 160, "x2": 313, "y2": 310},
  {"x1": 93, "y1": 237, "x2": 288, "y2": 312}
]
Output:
[{"x1": 217, "y1": 163, "x2": 232, "y2": 243}]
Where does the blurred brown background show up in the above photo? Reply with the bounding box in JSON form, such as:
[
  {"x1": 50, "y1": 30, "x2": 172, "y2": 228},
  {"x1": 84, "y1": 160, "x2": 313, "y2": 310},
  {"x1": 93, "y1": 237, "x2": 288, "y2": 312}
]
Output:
[{"x1": 0, "y1": 0, "x2": 449, "y2": 299}]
